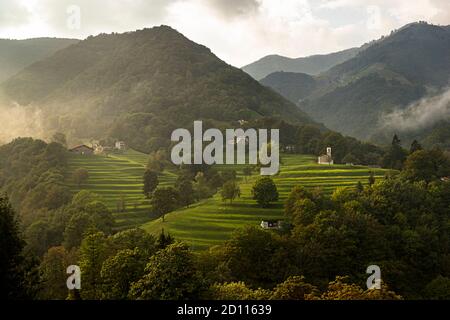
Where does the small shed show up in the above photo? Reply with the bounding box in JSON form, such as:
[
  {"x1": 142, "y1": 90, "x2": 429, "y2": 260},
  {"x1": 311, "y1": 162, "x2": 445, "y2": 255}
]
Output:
[{"x1": 260, "y1": 220, "x2": 283, "y2": 230}]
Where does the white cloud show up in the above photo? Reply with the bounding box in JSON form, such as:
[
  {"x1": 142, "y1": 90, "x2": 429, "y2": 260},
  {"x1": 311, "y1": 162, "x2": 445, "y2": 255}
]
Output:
[
  {"x1": 0, "y1": 0, "x2": 449, "y2": 66},
  {"x1": 382, "y1": 89, "x2": 450, "y2": 131}
]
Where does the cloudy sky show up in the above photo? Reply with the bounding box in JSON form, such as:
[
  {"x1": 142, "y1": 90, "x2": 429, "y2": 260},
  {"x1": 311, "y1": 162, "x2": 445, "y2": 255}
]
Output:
[{"x1": 1, "y1": 0, "x2": 450, "y2": 67}]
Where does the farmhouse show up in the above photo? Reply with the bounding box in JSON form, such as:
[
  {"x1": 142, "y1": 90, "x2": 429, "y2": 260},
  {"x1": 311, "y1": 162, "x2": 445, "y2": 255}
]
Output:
[
  {"x1": 115, "y1": 141, "x2": 126, "y2": 150},
  {"x1": 318, "y1": 147, "x2": 334, "y2": 165},
  {"x1": 260, "y1": 220, "x2": 282, "y2": 230},
  {"x1": 69, "y1": 145, "x2": 94, "y2": 155}
]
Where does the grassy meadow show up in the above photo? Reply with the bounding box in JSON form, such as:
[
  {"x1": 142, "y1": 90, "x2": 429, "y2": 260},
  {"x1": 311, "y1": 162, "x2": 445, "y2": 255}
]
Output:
[
  {"x1": 142, "y1": 154, "x2": 389, "y2": 250},
  {"x1": 67, "y1": 149, "x2": 177, "y2": 230},
  {"x1": 67, "y1": 150, "x2": 389, "y2": 249}
]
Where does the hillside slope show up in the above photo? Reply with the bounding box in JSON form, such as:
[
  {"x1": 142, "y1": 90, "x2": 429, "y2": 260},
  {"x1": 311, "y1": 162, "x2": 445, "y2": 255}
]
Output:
[
  {"x1": 0, "y1": 38, "x2": 78, "y2": 83},
  {"x1": 2, "y1": 26, "x2": 317, "y2": 152},
  {"x1": 260, "y1": 71, "x2": 317, "y2": 104},
  {"x1": 143, "y1": 154, "x2": 389, "y2": 250},
  {"x1": 261, "y1": 22, "x2": 450, "y2": 144},
  {"x1": 67, "y1": 149, "x2": 176, "y2": 230}
]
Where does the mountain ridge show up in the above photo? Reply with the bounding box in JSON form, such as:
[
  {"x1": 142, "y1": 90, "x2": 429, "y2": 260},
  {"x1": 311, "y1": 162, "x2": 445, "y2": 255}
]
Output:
[
  {"x1": 0, "y1": 37, "x2": 79, "y2": 83},
  {"x1": 260, "y1": 22, "x2": 450, "y2": 145},
  {"x1": 242, "y1": 47, "x2": 361, "y2": 80},
  {"x1": 1, "y1": 26, "x2": 318, "y2": 152}
]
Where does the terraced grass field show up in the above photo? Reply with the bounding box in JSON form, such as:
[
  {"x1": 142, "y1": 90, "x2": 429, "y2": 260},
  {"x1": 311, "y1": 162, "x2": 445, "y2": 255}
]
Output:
[
  {"x1": 67, "y1": 149, "x2": 176, "y2": 230},
  {"x1": 143, "y1": 154, "x2": 390, "y2": 250}
]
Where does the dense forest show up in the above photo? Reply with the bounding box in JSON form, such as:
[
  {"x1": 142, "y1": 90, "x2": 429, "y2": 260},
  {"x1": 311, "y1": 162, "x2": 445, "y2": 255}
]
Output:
[{"x1": 1, "y1": 135, "x2": 450, "y2": 300}]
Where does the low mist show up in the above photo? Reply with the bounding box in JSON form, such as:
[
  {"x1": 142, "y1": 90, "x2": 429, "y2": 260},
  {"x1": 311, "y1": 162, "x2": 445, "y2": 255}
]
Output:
[
  {"x1": 0, "y1": 102, "x2": 46, "y2": 145},
  {"x1": 381, "y1": 88, "x2": 450, "y2": 131}
]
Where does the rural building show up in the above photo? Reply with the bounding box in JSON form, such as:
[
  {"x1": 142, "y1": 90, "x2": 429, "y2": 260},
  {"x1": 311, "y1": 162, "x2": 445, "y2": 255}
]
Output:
[
  {"x1": 69, "y1": 145, "x2": 94, "y2": 155},
  {"x1": 260, "y1": 220, "x2": 283, "y2": 230},
  {"x1": 115, "y1": 141, "x2": 126, "y2": 150},
  {"x1": 318, "y1": 147, "x2": 334, "y2": 165}
]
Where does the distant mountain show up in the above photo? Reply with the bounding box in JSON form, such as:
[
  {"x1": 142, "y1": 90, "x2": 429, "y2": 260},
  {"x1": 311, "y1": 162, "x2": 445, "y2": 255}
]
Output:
[
  {"x1": 260, "y1": 72, "x2": 316, "y2": 104},
  {"x1": 260, "y1": 22, "x2": 450, "y2": 145},
  {"x1": 242, "y1": 47, "x2": 360, "y2": 80},
  {"x1": 0, "y1": 38, "x2": 78, "y2": 83},
  {"x1": 1, "y1": 26, "x2": 317, "y2": 152}
]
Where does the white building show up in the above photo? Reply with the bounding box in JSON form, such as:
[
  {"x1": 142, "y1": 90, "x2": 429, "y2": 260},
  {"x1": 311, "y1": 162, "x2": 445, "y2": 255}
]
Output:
[
  {"x1": 115, "y1": 141, "x2": 126, "y2": 150},
  {"x1": 318, "y1": 147, "x2": 334, "y2": 165},
  {"x1": 260, "y1": 220, "x2": 282, "y2": 230}
]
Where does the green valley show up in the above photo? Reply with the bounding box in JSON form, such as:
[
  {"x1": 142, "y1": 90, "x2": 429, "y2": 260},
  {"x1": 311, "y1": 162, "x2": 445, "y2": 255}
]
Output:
[{"x1": 67, "y1": 150, "x2": 389, "y2": 250}]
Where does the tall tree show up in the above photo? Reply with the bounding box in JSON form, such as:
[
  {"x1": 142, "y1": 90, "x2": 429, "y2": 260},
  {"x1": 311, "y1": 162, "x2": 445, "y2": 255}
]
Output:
[
  {"x1": 221, "y1": 180, "x2": 241, "y2": 204},
  {"x1": 156, "y1": 229, "x2": 174, "y2": 250},
  {"x1": 143, "y1": 170, "x2": 159, "y2": 198},
  {"x1": 79, "y1": 231, "x2": 110, "y2": 300},
  {"x1": 150, "y1": 187, "x2": 179, "y2": 222},
  {"x1": 39, "y1": 246, "x2": 78, "y2": 300},
  {"x1": 0, "y1": 195, "x2": 27, "y2": 299},
  {"x1": 175, "y1": 177, "x2": 195, "y2": 207},
  {"x1": 410, "y1": 140, "x2": 423, "y2": 154},
  {"x1": 382, "y1": 135, "x2": 407, "y2": 169},
  {"x1": 129, "y1": 242, "x2": 202, "y2": 300},
  {"x1": 101, "y1": 248, "x2": 147, "y2": 300},
  {"x1": 252, "y1": 177, "x2": 279, "y2": 207}
]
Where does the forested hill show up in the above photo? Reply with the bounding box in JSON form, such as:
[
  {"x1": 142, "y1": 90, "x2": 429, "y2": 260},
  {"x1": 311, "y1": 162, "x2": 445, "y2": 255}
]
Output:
[
  {"x1": 2, "y1": 26, "x2": 317, "y2": 153},
  {"x1": 0, "y1": 38, "x2": 78, "y2": 83},
  {"x1": 259, "y1": 22, "x2": 450, "y2": 146}
]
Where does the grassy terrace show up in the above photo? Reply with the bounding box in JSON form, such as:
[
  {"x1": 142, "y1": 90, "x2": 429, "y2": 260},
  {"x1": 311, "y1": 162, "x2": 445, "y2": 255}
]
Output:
[
  {"x1": 67, "y1": 149, "x2": 176, "y2": 230},
  {"x1": 143, "y1": 154, "x2": 389, "y2": 250},
  {"x1": 67, "y1": 150, "x2": 389, "y2": 248}
]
